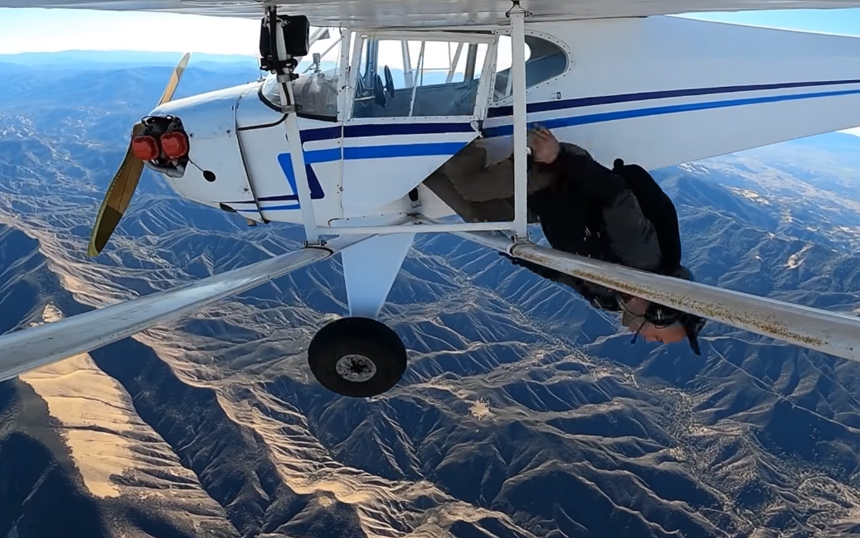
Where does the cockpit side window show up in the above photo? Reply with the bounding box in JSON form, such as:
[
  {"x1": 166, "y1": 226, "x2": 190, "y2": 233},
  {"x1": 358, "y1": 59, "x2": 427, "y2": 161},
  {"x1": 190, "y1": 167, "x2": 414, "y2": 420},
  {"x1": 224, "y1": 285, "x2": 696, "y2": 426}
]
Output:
[
  {"x1": 492, "y1": 34, "x2": 568, "y2": 102},
  {"x1": 351, "y1": 35, "x2": 491, "y2": 119}
]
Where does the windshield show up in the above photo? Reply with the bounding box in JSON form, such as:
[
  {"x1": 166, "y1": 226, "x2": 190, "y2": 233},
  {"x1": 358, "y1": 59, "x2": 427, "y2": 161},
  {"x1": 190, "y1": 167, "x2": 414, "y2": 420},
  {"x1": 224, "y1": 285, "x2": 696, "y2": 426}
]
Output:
[{"x1": 260, "y1": 28, "x2": 342, "y2": 120}]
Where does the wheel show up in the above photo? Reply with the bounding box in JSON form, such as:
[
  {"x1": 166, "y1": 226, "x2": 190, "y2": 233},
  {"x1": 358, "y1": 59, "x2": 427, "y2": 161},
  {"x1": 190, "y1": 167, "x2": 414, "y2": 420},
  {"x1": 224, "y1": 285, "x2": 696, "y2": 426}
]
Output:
[{"x1": 308, "y1": 317, "x2": 407, "y2": 398}]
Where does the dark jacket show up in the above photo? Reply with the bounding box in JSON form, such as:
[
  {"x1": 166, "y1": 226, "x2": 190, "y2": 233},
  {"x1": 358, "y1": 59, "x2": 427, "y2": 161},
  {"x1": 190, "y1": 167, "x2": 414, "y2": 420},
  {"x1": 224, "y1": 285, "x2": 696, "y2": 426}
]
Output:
[{"x1": 516, "y1": 146, "x2": 682, "y2": 312}]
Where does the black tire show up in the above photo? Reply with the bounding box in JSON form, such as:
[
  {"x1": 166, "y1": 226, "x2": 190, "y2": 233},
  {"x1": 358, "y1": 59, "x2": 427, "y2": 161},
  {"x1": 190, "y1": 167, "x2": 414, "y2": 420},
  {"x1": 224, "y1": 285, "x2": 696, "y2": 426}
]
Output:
[{"x1": 308, "y1": 317, "x2": 407, "y2": 398}]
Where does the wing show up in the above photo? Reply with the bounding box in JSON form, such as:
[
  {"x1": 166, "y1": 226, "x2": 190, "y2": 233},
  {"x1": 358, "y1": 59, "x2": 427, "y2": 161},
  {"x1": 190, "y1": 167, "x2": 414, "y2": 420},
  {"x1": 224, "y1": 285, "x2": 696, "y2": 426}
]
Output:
[
  {"x1": 480, "y1": 15, "x2": 860, "y2": 172},
  {"x1": 456, "y1": 227, "x2": 860, "y2": 362},
  {"x1": 0, "y1": 237, "x2": 367, "y2": 383},
  {"x1": 3, "y1": 0, "x2": 860, "y2": 28}
]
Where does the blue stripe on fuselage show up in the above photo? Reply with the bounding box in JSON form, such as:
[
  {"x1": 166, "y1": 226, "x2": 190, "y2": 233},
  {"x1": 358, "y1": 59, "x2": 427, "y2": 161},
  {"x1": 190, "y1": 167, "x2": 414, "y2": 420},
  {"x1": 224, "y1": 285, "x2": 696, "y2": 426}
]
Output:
[
  {"x1": 266, "y1": 143, "x2": 467, "y2": 210},
  {"x1": 296, "y1": 122, "x2": 476, "y2": 143},
  {"x1": 482, "y1": 87, "x2": 860, "y2": 138},
  {"x1": 284, "y1": 142, "x2": 469, "y2": 165},
  {"x1": 485, "y1": 77, "x2": 860, "y2": 118},
  {"x1": 292, "y1": 78, "x2": 860, "y2": 141},
  {"x1": 343, "y1": 142, "x2": 467, "y2": 160}
]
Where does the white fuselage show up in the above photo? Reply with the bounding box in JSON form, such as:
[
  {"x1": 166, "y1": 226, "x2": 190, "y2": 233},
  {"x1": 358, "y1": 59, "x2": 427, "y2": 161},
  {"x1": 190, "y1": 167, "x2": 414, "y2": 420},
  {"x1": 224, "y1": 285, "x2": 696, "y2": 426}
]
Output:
[{"x1": 150, "y1": 16, "x2": 860, "y2": 228}]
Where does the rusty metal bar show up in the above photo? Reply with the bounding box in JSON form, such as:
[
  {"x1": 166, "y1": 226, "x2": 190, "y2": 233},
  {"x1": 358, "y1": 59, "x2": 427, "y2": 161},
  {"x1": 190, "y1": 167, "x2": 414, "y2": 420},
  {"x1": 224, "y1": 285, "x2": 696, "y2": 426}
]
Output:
[{"x1": 455, "y1": 229, "x2": 860, "y2": 361}]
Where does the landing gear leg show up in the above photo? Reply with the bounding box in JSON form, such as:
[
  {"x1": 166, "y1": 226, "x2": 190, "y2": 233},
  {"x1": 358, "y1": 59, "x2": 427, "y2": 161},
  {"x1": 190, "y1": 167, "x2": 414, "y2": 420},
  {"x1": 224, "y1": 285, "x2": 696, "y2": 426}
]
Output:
[{"x1": 258, "y1": 9, "x2": 410, "y2": 398}]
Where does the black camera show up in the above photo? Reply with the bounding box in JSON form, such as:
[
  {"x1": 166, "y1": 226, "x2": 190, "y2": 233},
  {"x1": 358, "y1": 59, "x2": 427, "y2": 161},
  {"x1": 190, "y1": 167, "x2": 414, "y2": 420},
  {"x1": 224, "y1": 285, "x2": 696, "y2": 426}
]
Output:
[{"x1": 259, "y1": 13, "x2": 310, "y2": 72}]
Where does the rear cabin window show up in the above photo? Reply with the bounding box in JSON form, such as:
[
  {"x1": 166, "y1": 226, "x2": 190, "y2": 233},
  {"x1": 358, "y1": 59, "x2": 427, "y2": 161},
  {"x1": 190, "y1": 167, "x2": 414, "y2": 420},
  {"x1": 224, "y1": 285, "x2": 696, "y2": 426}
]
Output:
[{"x1": 492, "y1": 35, "x2": 568, "y2": 102}]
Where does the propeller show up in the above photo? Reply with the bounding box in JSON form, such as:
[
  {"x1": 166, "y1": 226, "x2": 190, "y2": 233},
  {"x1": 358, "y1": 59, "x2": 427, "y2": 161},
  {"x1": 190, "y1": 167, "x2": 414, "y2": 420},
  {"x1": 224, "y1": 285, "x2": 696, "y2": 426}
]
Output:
[{"x1": 87, "y1": 52, "x2": 191, "y2": 257}]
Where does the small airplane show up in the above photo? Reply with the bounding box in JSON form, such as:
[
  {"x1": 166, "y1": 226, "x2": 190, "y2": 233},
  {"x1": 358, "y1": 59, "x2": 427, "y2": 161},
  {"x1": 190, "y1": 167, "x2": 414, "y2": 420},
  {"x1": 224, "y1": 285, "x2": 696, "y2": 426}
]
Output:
[{"x1": 2, "y1": 0, "x2": 860, "y2": 398}]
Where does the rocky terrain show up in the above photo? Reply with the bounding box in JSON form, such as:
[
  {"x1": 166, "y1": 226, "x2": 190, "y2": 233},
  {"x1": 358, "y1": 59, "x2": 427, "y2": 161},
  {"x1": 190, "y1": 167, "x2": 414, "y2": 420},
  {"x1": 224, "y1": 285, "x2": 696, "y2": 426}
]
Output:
[{"x1": 1, "y1": 52, "x2": 860, "y2": 538}]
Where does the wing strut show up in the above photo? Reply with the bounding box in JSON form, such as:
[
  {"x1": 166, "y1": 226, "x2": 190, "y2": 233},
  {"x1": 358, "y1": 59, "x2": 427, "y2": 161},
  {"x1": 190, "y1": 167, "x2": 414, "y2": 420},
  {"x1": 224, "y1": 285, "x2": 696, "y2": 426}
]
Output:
[
  {"x1": 0, "y1": 235, "x2": 371, "y2": 383},
  {"x1": 508, "y1": 0, "x2": 530, "y2": 241},
  {"x1": 262, "y1": 7, "x2": 320, "y2": 245},
  {"x1": 455, "y1": 228, "x2": 860, "y2": 361}
]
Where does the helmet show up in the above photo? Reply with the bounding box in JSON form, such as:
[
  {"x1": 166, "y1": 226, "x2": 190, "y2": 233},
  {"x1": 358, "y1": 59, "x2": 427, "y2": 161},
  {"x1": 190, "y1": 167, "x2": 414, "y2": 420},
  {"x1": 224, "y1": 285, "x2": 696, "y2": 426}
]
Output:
[{"x1": 643, "y1": 266, "x2": 707, "y2": 356}]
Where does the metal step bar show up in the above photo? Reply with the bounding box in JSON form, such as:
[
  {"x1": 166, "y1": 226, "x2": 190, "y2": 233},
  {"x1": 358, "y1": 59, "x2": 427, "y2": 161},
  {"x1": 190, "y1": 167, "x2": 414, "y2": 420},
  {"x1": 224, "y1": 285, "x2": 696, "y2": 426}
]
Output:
[{"x1": 456, "y1": 228, "x2": 860, "y2": 361}]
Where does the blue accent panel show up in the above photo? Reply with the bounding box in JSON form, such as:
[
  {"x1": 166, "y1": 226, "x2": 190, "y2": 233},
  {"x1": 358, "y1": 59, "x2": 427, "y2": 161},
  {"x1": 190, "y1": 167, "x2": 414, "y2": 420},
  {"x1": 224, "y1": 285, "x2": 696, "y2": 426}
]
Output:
[
  {"x1": 486, "y1": 78, "x2": 860, "y2": 118},
  {"x1": 258, "y1": 194, "x2": 298, "y2": 202},
  {"x1": 276, "y1": 153, "x2": 325, "y2": 200},
  {"x1": 300, "y1": 122, "x2": 472, "y2": 143},
  {"x1": 483, "y1": 87, "x2": 860, "y2": 138},
  {"x1": 343, "y1": 142, "x2": 467, "y2": 160},
  {"x1": 259, "y1": 203, "x2": 301, "y2": 211},
  {"x1": 343, "y1": 122, "x2": 475, "y2": 138},
  {"x1": 290, "y1": 123, "x2": 476, "y2": 147},
  {"x1": 237, "y1": 204, "x2": 301, "y2": 211},
  {"x1": 305, "y1": 148, "x2": 342, "y2": 164},
  {"x1": 301, "y1": 126, "x2": 342, "y2": 142},
  {"x1": 268, "y1": 142, "x2": 466, "y2": 210}
]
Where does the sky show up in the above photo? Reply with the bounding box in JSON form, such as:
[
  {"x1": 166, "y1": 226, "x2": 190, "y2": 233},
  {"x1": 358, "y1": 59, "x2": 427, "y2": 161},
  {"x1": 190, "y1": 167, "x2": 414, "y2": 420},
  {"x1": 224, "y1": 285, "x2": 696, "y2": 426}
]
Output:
[
  {"x1": 1, "y1": 5, "x2": 860, "y2": 135},
  {"x1": 3, "y1": 7, "x2": 860, "y2": 55},
  {"x1": 0, "y1": 9, "x2": 261, "y2": 55}
]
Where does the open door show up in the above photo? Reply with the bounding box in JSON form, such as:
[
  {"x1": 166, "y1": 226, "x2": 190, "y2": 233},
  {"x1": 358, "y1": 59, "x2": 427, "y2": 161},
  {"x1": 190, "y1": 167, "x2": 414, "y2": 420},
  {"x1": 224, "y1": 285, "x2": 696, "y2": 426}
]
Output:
[{"x1": 340, "y1": 30, "x2": 495, "y2": 216}]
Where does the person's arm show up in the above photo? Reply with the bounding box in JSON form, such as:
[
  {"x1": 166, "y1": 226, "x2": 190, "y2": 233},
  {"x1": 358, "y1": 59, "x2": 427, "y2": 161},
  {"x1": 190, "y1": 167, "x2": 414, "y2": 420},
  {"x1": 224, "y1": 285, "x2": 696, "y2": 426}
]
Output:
[
  {"x1": 550, "y1": 145, "x2": 628, "y2": 204},
  {"x1": 441, "y1": 142, "x2": 556, "y2": 203},
  {"x1": 600, "y1": 190, "x2": 663, "y2": 271},
  {"x1": 547, "y1": 147, "x2": 663, "y2": 271}
]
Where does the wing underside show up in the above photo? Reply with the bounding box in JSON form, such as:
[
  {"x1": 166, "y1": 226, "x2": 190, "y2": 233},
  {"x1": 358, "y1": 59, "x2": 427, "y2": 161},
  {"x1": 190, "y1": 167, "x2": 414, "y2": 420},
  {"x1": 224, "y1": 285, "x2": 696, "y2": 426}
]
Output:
[
  {"x1": 3, "y1": 0, "x2": 860, "y2": 27},
  {"x1": 0, "y1": 237, "x2": 367, "y2": 383}
]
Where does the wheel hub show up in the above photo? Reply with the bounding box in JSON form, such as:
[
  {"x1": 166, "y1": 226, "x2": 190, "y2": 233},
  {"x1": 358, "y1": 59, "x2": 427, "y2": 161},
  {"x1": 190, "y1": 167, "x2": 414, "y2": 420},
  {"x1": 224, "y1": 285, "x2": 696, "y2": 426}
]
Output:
[{"x1": 335, "y1": 354, "x2": 377, "y2": 383}]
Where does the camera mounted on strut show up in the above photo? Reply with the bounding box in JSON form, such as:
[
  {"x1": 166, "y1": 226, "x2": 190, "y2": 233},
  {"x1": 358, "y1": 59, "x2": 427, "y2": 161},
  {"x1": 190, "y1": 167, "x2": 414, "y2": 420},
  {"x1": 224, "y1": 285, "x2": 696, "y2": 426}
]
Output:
[{"x1": 259, "y1": 8, "x2": 310, "y2": 76}]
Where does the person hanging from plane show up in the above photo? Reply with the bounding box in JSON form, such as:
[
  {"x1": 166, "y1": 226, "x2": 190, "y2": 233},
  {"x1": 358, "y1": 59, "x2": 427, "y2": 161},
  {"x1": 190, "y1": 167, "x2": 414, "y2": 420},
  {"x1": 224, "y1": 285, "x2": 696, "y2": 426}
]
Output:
[{"x1": 424, "y1": 126, "x2": 706, "y2": 354}]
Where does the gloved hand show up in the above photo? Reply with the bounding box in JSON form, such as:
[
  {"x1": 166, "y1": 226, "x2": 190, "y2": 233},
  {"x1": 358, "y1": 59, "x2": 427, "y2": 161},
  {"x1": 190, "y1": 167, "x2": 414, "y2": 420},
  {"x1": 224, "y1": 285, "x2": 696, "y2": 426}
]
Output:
[{"x1": 528, "y1": 126, "x2": 561, "y2": 164}]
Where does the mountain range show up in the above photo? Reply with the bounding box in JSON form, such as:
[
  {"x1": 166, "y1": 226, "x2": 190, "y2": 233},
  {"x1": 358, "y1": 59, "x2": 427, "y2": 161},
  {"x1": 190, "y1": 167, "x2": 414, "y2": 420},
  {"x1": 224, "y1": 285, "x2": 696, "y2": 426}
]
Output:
[{"x1": 1, "y1": 52, "x2": 860, "y2": 538}]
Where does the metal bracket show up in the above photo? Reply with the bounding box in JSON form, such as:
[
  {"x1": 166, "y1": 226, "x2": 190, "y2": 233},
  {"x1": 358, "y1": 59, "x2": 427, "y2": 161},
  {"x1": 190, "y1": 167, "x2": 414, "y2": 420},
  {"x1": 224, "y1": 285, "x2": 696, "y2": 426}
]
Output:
[
  {"x1": 505, "y1": 0, "x2": 533, "y2": 18},
  {"x1": 407, "y1": 187, "x2": 421, "y2": 215}
]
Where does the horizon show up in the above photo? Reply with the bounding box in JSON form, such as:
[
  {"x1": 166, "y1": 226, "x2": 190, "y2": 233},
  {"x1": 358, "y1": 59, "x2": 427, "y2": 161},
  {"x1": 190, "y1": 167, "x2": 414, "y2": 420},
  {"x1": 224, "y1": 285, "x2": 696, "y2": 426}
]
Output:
[
  {"x1": 3, "y1": 7, "x2": 860, "y2": 55},
  {"x1": 0, "y1": 49, "x2": 256, "y2": 57},
  {"x1": 2, "y1": 6, "x2": 860, "y2": 135}
]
